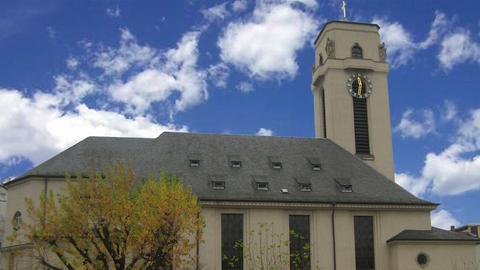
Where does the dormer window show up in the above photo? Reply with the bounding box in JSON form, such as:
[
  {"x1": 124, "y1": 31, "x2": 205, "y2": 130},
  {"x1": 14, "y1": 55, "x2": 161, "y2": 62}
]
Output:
[
  {"x1": 210, "y1": 175, "x2": 226, "y2": 190},
  {"x1": 269, "y1": 156, "x2": 282, "y2": 169},
  {"x1": 212, "y1": 181, "x2": 225, "y2": 190},
  {"x1": 189, "y1": 159, "x2": 200, "y2": 167},
  {"x1": 253, "y1": 175, "x2": 269, "y2": 191},
  {"x1": 188, "y1": 153, "x2": 201, "y2": 168},
  {"x1": 307, "y1": 157, "x2": 321, "y2": 171},
  {"x1": 295, "y1": 177, "x2": 312, "y2": 192},
  {"x1": 335, "y1": 178, "x2": 353, "y2": 193},
  {"x1": 299, "y1": 183, "x2": 312, "y2": 192},
  {"x1": 231, "y1": 161, "x2": 241, "y2": 168},
  {"x1": 352, "y1": 43, "x2": 363, "y2": 59},
  {"x1": 341, "y1": 185, "x2": 353, "y2": 193},
  {"x1": 228, "y1": 155, "x2": 242, "y2": 168},
  {"x1": 256, "y1": 182, "x2": 269, "y2": 191}
]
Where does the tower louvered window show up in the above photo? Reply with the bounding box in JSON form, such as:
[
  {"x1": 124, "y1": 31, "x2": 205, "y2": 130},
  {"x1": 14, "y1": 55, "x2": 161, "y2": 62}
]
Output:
[{"x1": 353, "y1": 97, "x2": 370, "y2": 154}]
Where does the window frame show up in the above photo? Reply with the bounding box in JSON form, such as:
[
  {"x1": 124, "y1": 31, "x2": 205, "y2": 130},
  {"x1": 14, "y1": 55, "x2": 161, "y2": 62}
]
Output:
[{"x1": 351, "y1": 43, "x2": 363, "y2": 59}]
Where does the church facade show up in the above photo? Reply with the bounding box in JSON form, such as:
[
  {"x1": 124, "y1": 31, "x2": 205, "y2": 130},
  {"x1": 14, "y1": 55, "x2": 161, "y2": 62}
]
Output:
[{"x1": 2, "y1": 21, "x2": 479, "y2": 270}]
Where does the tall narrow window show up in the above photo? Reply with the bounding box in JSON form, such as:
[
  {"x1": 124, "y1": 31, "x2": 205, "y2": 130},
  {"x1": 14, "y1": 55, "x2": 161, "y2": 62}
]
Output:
[
  {"x1": 354, "y1": 216, "x2": 375, "y2": 270},
  {"x1": 322, "y1": 90, "x2": 327, "y2": 138},
  {"x1": 289, "y1": 215, "x2": 311, "y2": 270},
  {"x1": 353, "y1": 97, "x2": 370, "y2": 154},
  {"x1": 352, "y1": 44, "x2": 363, "y2": 58},
  {"x1": 222, "y1": 214, "x2": 243, "y2": 270}
]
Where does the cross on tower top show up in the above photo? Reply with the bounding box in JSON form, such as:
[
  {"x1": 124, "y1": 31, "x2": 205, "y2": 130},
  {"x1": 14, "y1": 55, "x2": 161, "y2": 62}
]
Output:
[{"x1": 341, "y1": 0, "x2": 347, "y2": 21}]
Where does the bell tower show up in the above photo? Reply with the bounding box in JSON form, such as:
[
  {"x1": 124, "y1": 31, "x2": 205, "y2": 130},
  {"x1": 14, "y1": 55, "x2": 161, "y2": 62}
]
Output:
[{"x1": 311, "y1": 21, "x2": 394, "y2": 180}]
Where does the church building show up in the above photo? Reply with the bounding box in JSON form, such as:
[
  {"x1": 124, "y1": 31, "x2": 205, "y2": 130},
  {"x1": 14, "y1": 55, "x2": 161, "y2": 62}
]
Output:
[{"x1": 2, "y1": 21, "x2": 479, "y2": 270}]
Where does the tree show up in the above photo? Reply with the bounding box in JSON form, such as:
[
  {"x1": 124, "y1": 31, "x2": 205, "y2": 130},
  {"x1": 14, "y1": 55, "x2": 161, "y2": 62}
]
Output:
[{"x1": 14, "y1": 163, "x2": 203, "y2": 270}]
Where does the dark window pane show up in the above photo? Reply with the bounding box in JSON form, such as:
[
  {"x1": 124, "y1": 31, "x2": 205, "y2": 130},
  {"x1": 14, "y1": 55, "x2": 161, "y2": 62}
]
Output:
[
  {"x1": 353, "y1": 97, "x2": 370, "y2": 154},
  {"x1": 354, "y1": 216, "x2": 375, "y2": 270},
  {"x1": 352, "y1": 46, "x2": 363, "y2": 58},
  {"x1": 222, "y1": 214, "x2": 243, "y2": 270},
  {"x1": 289, "y1": 215, "x2": 311, "y2": 270}
]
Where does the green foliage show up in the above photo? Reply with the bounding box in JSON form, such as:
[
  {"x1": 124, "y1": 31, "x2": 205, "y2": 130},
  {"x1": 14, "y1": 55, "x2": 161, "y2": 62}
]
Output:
[{"x1": 16, "y1": 162, "x2": 203, "y2": 270}]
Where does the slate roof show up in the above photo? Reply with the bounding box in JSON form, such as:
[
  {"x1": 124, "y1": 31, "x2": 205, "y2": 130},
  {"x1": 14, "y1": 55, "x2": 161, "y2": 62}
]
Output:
[
  {"x1": 14, "y1": 132, "x2": 435, "y2": 205},
  {"x1": 387, "y1": 227, "x2": 480, "y2": 243}
]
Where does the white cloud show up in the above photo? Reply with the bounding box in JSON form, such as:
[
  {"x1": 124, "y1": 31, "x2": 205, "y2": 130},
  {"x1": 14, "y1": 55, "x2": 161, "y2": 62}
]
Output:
[
  {"x1": 66, "y1": 57, "x2": 79, "y2": 70},
  {"x1": 218, "y1": 1, "x2": 319, "y2": 79},
  {"x1": 231, "y1": 0, "x2": 248, "y2": 12},
  {"x1": 374, "y1": 11, "x2": 451, "y2": 68},
  {"x1": 395, "y1": 109, "x2": 435, "y2": 139},
  {"x1": 0, "y1": 88, "x2": 185, "y2": 165},
  {"x1": 201, "y1": 3, "x2": 229, "y2": 21},
  {"x1": 373, "y1": 18, "x2": 416, "y2": 68},
  {"x1": 431, "y1": 209, "x2": 460, "y2": 230},
  {"x1": 396, "y1": 108, "x2": 480, "y2": 196},
  {"x1": 256, "y1": 128, "x2": 274, "y2": 136},
  {"x1": 395, "y1": 173, "x2": 430, "y2": 197},
  {"x1": 93, "y1": 28, "x2": 158, "y2": 76},
  {"x1": 54, "y1": 75, "x2": 95, "y2": 105},
  {"x1": 443, "y1": 100, "x2": 457, "y2": 121},
  {"x1": 46, "y1": 26, "x2": 56, "y2": 40},
  {"x1": 106, "y1": 6, "x2": 121, "y2": 18},
  {"x1": 207, "y1": 63, "x2": 230, "y2": 88},
  {"x1": 419, "y1": 11, "x2": 449, "y2": 49},
  {"x1": 237, "y1": 81, "x2": 254, "y2": 93},
  {"x1": 109, "y1": 31, "x2": 207, "y2": 113},
  {"x1": 438, "y1": 30, "x2": 480, "y2": 70}
]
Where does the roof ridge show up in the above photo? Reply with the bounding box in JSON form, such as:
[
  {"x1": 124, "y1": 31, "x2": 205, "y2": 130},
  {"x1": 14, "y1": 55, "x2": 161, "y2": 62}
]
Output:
[{"x1": 159, "y1": 131, "x2": 329, "y2": 141}]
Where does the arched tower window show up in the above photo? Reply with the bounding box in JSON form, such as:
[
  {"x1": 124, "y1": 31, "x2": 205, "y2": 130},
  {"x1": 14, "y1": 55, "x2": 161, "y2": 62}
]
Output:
[
  {"x1": 319, "y1": 53, "x2": 324, "y2": 65},
  {"x1": 352, "y1": 43, "x2": 363, "y2": 59}
]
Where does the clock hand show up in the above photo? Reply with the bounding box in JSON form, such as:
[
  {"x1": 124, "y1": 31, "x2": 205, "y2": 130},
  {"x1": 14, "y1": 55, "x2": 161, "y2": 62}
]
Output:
[{"x1": 357, "y1": 77, "x2": 362, "y2": 96}]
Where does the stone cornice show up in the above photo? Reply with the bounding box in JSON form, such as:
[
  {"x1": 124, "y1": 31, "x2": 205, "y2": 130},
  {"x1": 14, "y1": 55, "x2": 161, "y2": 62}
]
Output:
[{"x1": 200, "y1": 200, "x2": 437, "y2": 210}]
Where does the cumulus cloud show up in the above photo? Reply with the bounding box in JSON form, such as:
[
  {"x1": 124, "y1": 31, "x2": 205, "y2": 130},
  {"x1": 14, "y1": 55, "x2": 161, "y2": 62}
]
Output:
[
  {"x1": 443, "y1": 100, "x2": 457, "y2": 121},
  {"x1": 46, "y1": 26, "x2": 56, "y2": 40},
  {"x1": 201, "y1": 3, "x2": 230, "y2": 21},
  {"x1": 0, "y1": 88, "x2": 185, "y2": 165},
  {"x1": 256, "y1": 128, "x2": 274, "y2": 136},
  {"x1": 395, "y1": 173, "x2": 430, "y2": 197},
  {"x1": 431, "y1": 209, "x2": 460, "y2": 230},
  {"x1": 237, "y1": 81, "x2": 254, "y2": 93},
  {"x1": 438, "y1": 30, "x2": 480, "y2": 70},
  {"x1": 373, "y1": 11, "x2": 451, "y2": 68},
  {"x1": 53, "y1": 75, "x2": 96, "y2": 105},
  {"x1": 231, "y1": 0, "x2": 248, "y2": 12},
  {"x1": 396, "y1": 108, "x2": 480, "y2": 196},
  {"x1": 394, "y1": 109, "x2": 435, "y2": 139},
  {"x1": 66, "y1": 57, "x2": 79, "y2": 70},
  {"x1": 106, "y1": 6, "x2": 121, "y2": 18},
  {"x1": 419, "y1": 11, "x2": 449, "y2": 49},
  {"x1": 372, "y1": 18, "x2": 416, "y2": 67},
  {"x1": 93, "y1": 28, "x2": 158, "y2": 76},
  {"x1": 207, "y1": 63, "x2": 230, "y2": 88},
  {"x1": 218, "y1": 0, "x2": 319, "y2": 79},
  {"x1": 108, "y1": 31, "x2": 207, "y2": 113}
]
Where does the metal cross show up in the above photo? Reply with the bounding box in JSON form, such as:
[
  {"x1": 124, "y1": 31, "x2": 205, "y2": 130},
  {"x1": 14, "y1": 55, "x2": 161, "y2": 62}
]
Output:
[{"x1": 341, "y1": 0, "x2": 347, "y2": 20}]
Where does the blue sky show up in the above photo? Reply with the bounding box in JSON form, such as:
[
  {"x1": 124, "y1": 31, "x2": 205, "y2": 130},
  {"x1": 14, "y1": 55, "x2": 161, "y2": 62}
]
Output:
[{"x1": 0, "y1": 0, "x2": 479, "y2": 229}]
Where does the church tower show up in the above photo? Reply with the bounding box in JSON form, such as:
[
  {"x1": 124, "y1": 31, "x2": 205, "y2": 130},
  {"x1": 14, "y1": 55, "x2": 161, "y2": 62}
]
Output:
[{"x1": 311, "y1": 21, "x2": 394, "y2": 180}]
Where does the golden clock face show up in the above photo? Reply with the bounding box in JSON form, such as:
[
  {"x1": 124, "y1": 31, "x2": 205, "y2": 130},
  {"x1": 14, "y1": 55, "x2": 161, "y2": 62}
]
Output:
[{"x1": 346, "y1": 73, "x2": 372, "y2": 98}]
